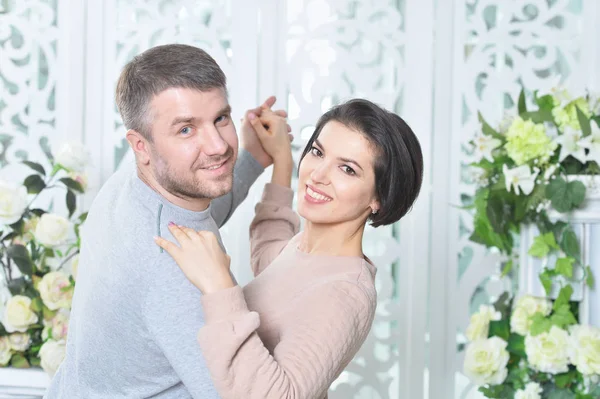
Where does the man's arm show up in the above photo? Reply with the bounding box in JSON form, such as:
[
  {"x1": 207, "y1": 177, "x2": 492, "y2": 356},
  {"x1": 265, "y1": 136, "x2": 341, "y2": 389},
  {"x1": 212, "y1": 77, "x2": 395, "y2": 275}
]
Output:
[{"x1": 142, "y1": 258, "x2": 221, "y2": 398}]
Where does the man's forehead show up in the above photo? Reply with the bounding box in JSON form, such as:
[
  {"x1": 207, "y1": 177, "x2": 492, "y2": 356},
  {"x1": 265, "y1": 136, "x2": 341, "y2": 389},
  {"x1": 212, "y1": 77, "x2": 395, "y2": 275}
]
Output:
[{"x1": 150, "y1": 87, "x2": 229, "y2": 119}]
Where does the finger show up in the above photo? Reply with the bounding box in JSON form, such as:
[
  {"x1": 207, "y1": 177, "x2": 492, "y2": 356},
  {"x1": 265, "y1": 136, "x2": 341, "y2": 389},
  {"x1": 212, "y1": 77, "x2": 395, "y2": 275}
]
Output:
[
  {"x1": 154, "y1": 236, "x2": 181, "y2": 257},
  {"x1": 168, "y1": 223, "x2": 191, "y2": 245},
  {"x1": 288, "y1": 133, "x2": 294, "y2": 142},
  {"x1": 287, "y1": 124, "x2": 292, "y2": 133},
  {"x1": 179, "y1": 226, "x2": 201, "y2": 242},
  {"x1": 261, "y1": 96, "x2": 276, "y2": 110},
  {"x1": 274, "y1": 109, "x2": 288, "y2": 118},
  {"x1": 248, "y1": 112, "x2": 271, "y2": 137}
]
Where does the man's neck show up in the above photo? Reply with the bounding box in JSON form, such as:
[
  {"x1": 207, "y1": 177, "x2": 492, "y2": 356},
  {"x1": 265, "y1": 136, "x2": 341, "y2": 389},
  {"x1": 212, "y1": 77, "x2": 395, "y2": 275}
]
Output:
[{"x1": 137, "y1": 167, "x2": 211, "y2": 212}]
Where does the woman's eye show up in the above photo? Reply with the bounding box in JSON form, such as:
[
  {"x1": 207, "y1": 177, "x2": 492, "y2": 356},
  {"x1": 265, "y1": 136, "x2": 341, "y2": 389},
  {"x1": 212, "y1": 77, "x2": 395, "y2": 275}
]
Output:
[
  {"x1": 310, "y1": 147, "x2": 323, "y2": 157},
  {"x1": 180, "y1": 126, "x2": 191, "y2": 135},
  {"x1": 342, "y1": 166, "x2": 356, "y2": 175}
]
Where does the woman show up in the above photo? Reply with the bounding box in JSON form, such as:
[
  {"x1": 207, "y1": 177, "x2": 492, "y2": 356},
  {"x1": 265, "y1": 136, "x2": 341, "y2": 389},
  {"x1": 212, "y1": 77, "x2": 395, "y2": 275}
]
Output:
[{"x1": 155, "y1": 99, "x2": 423, "y2": 398}]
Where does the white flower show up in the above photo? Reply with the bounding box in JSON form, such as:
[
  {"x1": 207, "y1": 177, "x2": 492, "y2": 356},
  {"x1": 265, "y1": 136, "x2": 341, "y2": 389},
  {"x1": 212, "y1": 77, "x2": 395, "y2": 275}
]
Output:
[
  {"x1": 543, "y1": 165, "x2": 558, "y2": 181},
  {"x1": 55, "y1": 142, "x2": 88, "y2": 172},
  {"x1": 569, "y1": 325, "x2": 600, "y2": 376},
  {"x1": 515, "y1": 382, "x2": 543, "y2": 399},
  {"x1": 580, "y1": 123, "x2": 600, "y2": 166},
  {"x1": 474, "y1": 134, "x2": 502, "y2": 162},
  {"x1": 2, "y1": 295, "x2": 38, "y2": 333},
  {"x1": 554, "y1": 127, "x2": 587, "y2": 163},
  {"x1": 0, "y1": 336, "x2": 11, "y2": 366},
  {"x1": 70, "y1": 254, "x2": 79, "y2": 281},
  {"x1": 39, "y1": 340, "x2": 66, "y2": 377},
  {"x1": 0, "y1": 181, "x2": 28, "y2": 225},
  {"x1": 466, "y1": 305, "x2": 501, "y2": 341},
  {"x1": 42, "y1": 309, "x2": 70, "y2": 341},
  {"x1": 34, "y1": 213, "x2": 71, "y2": 247},
  {"x1": 525, "y1": 326, "x2": 570, "y2": 374},
  {"x1": 68, "y1": 172, "x2": 88, "y2": 192},
  {"x1": 38, "y1": 271, "x2": 73, "y2": 310},
  {"x1": 463, "y1": 337, "x2": 510, "y2": 385},
  {"x1": 503, "y1": 164, "x2": 539, "y2": 195},
  {"x1": 8, "y1": 332, "x2": 31, "y2": 352},
  {"x1": 510, "y1": 295, "x2": 553, "y2": 336}
]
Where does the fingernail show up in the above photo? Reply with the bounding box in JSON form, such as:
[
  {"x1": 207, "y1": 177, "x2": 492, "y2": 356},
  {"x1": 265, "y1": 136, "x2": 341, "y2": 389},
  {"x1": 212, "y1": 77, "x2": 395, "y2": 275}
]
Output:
[
  {"x1": 168, "y1": 221, "x2": 175, "y2": 226},
  {"x1": 248, "y1": 113, "x2": 256, "y2": 120}
]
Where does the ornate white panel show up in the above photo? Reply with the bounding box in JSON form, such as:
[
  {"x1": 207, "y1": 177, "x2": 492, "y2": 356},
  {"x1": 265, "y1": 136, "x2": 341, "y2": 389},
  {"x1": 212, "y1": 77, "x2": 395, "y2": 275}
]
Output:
[{"x1": 445, "y1": 1, "x2": 586, "y2": 398}]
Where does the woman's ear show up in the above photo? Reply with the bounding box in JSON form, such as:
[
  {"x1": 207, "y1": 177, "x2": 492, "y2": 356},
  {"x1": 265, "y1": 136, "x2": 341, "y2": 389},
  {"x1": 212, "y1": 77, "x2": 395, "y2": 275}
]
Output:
[{"x1": 370, "y1": 199, "x2": 380, "y2": 215}]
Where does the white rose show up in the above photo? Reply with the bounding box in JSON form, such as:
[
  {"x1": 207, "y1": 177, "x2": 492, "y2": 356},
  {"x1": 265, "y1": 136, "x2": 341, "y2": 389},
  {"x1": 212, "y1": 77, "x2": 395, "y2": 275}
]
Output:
[
  {"x1": 569, "y1": 325, "x2": 600, "y2": 375},
  {"x1": 39, "y1": 339, "x2": 66, "y2": 376},
  {"x1": 0, "y1": 336, "x2": 12, "y2": 366},
  {"x1": 463, "y1": 337, "x2": 510, "y2": 385},
  {"x1": 70, "y1": 254, "x2": 79, "y2": 281},
  {"x1": 515, "y1": 382, "x2": 543, "y2": 399},
  {"x1": 2, "y1": 295, "x2": 38, "y2": 332},
  {"x1": 510, "y1": 295, "x2": 552, "y2": 336},
  {"x1": 42, "y1": 309, "x2": 70, "y2": 341},
  {"x1": 466, "y1": 305, "x2": 501, "y2": 341},
  {"x1": 35, "y1": 213, "x2": 70, "y2": 247},
  {"x1": 0, "y1": 181, "x2": 28, "y2": 225},
  {"x1": 8, "y1": 332, "x2": 31, "y2": 351},
  {"x1": 525, "y1": 326, "x2": 570, "y2": 374},
  {"x1": 38, "y1": 271, "x2": 73, "y2": 310},
  {"x1": 55, "y1": 142, "x2": 88, "y2": 172}
]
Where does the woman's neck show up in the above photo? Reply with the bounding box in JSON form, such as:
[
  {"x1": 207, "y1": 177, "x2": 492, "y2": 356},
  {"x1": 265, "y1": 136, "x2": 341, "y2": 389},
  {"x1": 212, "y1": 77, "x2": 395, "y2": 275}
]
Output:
[{"x1": 298, "y1": 220, "x2": 365, "y2": 257}]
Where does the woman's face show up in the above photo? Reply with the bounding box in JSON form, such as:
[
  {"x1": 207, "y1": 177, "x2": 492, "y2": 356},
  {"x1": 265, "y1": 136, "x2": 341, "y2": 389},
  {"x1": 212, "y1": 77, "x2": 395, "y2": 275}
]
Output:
[{"x1": 297, "y1": 120, "x2": 379, "y2": 226}]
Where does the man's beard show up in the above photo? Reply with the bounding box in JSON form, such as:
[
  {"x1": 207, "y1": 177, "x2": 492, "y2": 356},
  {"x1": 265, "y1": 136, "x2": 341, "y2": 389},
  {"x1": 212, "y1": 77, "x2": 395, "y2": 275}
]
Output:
[{"x1": 152, "y1": 147, "x2": 235, "y2": 200}]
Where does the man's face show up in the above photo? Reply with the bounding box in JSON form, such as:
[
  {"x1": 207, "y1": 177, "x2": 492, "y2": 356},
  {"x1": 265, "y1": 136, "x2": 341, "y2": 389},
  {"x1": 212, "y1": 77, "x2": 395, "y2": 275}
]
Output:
[{"x1": 146, "y1": 87, "x2": 238, "y2": 200}]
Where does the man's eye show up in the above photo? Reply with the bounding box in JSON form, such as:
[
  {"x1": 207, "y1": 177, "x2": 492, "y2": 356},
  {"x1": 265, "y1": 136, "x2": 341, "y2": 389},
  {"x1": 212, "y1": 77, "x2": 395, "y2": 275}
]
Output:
[
  {"x1": 215, "y1": 115, "x2": 230, "y2": 125},
  {"x1": 180, "y1": 127, "x2": 191, "y2": 135}
]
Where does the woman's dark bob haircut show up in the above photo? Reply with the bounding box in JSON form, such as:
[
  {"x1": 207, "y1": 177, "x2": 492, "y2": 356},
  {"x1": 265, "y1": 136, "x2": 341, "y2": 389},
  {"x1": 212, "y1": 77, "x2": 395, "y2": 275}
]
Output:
[{"x1": 299, "y1": 99, "x2": 423, "y2": 227}]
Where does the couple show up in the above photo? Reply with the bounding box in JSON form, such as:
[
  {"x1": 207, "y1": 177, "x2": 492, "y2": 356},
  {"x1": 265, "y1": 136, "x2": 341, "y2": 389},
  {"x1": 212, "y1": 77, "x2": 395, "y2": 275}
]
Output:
[{"x1": 45, "y1": 44, "x2": 423, "y2": 398}]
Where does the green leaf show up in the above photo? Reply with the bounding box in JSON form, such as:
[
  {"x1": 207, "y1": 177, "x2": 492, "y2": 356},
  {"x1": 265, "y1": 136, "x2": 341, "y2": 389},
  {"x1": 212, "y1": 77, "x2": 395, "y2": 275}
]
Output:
[
  {"x1": 568, "y1": 181, "x2": 586, "y2": 208},
  {"x1": 59, "y1": 177, "x2": 84, "y2": 193},
  {"x1": 560, "y1": 228, "x2": 581, "y2": 263},
  {"x1": 530, "y1": 313, "x2": 552, "y2": 336},
  {"x1": 10, "y1": 354, "x2": 30, "y2": 368},
  {"x1": 500, "y1": 259, "x2": 513, "y2": 277},
  {"x1": 539, "y1": 270, "x2": 554, "y2": 295},
  {"x1": 478, "y1": 112, "x2": 504, "y2": 141},
  {"x1": 23, "y1": 174, "x2": 46, "y2": 194},
  {"x1": 7, "y1": 277, "x2": 27, "y2": 296},
  {"x1": 521, "y1": 110, "x2": 554, "y2": 123},
  {"x1": 553, "y1": 285, "x2": 574, "y2": 310},
  {"x1": 489, "y1": 320, "x2": 510, "y2": 340},
  {"x1": 30, "y1": 297, "x2": 43, "y2": 312},
  {"x1": 555, "y1": 370, "x2": 577, "y2": 389},
  {"x1": 7, "y1": 244, "x2": 34, "y2": 276},
  {"x1": 506, "y1": 333, "x2": 526, "y2": 357},
  {"x1": 78, "y1": 212, "x2": 88, "y2": 223},
  {"x1": 29, "y1": 357, "x2": 41, "y2": 367},
  {"x1": 548, "y1": 389, "x2": 576, "y2": 399},
  {"x1": 518, "y1": 88, "x2": 527, "y2": 114},
  {"x1": 550, "y1": 304, "x2": 578, "y2": 328},
  {"x1": 528, "y1": 232, "x2": 557, "y2": 258},
  {"x1": 577, "y1": 106, "x2": 592, "y2": 137},
  {"x1": 22, "y1": 161, "x2": 46, "y2": 176},
  {"x1": 534, "y1": 92, "x2": 555, "y2": 110},
  {"x1": 555, "y1": 257, "x2": 575, "y2": 278},
  {"x1": 486, "y1": 197, "x2": 507, "y2": 234},
  {"x1": 585, "y1": 265, "x2": 595, "y2": 289},
  {"x1": 29, "y1": 208, "x2": 46, "y2": 217},
  {"x1": 66, "y1": 190, "x2": 76, "y2": 218}
]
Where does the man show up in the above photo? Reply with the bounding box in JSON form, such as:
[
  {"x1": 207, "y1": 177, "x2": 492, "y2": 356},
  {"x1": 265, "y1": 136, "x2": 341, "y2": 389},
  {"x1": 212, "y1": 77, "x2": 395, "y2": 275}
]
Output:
[{"x1": 45, "y1": 44, "x2": 289, "y2": 398}]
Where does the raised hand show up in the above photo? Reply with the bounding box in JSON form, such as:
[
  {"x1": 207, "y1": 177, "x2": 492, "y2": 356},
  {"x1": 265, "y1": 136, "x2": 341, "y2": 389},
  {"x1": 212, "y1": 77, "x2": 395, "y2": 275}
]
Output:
[
  {"x1": 248, "y1": 108, "x2": 293, "y2": 165},
  {"x1": 240, "y1": 96, "x2": 292, "y2": 168},
  {"x1": 154, "y1": 224, "x2": 235, "y2": 294}
]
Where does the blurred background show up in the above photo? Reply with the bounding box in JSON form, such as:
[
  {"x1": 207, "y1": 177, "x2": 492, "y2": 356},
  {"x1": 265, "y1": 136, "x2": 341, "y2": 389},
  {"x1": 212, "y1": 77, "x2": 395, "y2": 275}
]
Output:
[{"x1": 0, "y1": 0, "x2": 599, "y2": 398}]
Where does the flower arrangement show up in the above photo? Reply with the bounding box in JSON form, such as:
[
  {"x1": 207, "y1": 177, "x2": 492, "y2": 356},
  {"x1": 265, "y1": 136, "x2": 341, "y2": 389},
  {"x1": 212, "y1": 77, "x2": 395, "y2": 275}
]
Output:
[
  {"x1": 462, "y1": 88, "x2": 600, "y2": 398},
  {"x1": 0, "y1": 142, "x2": 88, "y2": 376}
]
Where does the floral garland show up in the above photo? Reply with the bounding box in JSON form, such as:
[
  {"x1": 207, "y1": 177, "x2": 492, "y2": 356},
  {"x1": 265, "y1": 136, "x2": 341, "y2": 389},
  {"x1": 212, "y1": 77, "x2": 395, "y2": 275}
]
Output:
[
  {"x1": 462, "y1": 88, "x2": 600, "y2": 398},
  {"x1": 0, "y1": 142, "x2": 89, "y2": 376}
]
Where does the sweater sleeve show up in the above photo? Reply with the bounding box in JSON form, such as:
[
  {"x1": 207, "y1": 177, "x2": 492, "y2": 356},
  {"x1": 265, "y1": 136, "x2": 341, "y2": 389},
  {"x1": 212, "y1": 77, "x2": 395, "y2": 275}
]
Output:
[
  {"x1": 249, "y1": 183, "x2": 300, "y2": 276},
  {"x1": 197, "y1": 282, "x2": 376, "y2": 399}
]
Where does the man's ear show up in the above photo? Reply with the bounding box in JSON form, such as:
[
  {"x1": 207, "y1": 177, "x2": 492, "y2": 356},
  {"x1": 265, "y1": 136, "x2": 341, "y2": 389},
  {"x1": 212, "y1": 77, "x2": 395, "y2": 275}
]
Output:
[{"x1": 126, "y1": 130, "x2": 151, "y2": 165}]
